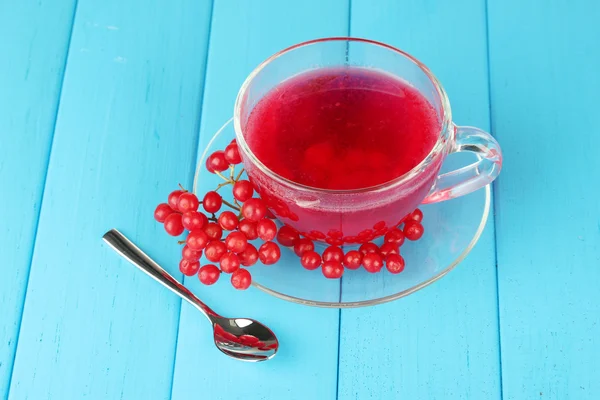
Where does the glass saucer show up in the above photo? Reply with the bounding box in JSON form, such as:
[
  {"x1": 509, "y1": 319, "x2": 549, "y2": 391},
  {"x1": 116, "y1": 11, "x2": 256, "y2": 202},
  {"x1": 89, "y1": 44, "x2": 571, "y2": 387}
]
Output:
[{"x1": 194, "y1": 119, "x2": 490, "y2": 308}]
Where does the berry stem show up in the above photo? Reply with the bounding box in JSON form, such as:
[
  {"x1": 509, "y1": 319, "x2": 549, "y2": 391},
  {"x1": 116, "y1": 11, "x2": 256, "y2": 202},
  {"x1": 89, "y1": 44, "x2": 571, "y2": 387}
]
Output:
[
  {"x1": 215, "y1": 181, "x2": 232, "y2": 191},
  {"x1": 235, "y1": 168, "x2": 245, "y2": 181},
  {"x1": 178, "y1": 183, "x2": 187, "y2": 192},
  {"x1": 222, "y1": 199, "x2": 241, "y2": 211},
  {"x1": 215, "y1": 171, "x2": 233, "y2": 183},
  {"x1": 229, "y1": 165, "x2": 235, "y2": 180}
]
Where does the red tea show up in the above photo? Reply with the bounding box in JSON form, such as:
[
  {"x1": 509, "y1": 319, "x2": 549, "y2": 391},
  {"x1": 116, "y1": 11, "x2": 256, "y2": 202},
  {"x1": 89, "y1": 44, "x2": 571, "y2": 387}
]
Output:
[{"x1": 245, "y1": 67, "x2": 440, "y2": 190}]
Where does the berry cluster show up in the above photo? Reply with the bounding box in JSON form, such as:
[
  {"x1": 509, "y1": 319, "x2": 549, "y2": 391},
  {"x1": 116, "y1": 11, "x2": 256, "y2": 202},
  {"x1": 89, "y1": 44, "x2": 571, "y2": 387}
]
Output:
[
  {"x1": 154, "y1": 140, "x2": 283, "y2": 290},
  {"x1": 279, "y1": 209, "x2": 424, "y2": 278},
  {"x1": 154, "y1": 139, "x2": 426, "y2": 290}
]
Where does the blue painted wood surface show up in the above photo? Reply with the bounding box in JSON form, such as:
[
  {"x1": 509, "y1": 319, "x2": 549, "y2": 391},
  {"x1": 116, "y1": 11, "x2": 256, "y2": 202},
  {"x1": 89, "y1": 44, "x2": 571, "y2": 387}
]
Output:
[{"x1": 1, "y1": 0, "x2": 599, "y2": 399}]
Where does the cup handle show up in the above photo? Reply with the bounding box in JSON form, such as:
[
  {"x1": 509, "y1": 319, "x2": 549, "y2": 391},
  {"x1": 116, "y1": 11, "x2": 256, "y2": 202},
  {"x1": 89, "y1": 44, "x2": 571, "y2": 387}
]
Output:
[{"x1": 422, "y1": 125, "x2": 502, "y2": 204}]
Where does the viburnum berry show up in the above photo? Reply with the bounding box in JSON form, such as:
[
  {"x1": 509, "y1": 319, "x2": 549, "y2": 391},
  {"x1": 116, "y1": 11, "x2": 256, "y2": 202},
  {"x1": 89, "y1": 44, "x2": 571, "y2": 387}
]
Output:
[
  {"x1": 198, "y1": 264, "x2": 220, "y2": 285},
  {"x1": 179, "y1": 259, "x2": 200, "y2": 276},
  {"x1": 182, "y1": 211, "x2": 208, "y2": 231},
  {"x1": 300, "y1": 251, "x2": 321, "y2": 270},
  {"x1": 225, "y1": 231, "x2": 248, "y2": 253},
  {"x1": 168, "y1": 190, "x2": 185, "y2": 210},
  {"x1": 322, "y1": 246, "x2": 344, "y2": 263},
  {"x1": 238, "y1": 219, "x2": 258, "y2": 240},
  {"x1": 258, "y1": 241, "x2": 281, "y2": 265},
  {"x1": 293, "y1": 238, "x2": 314, "y2": 257},
  {"x1": 386, "y1": 254, "x2": 405, "y2": 274},
  {"x1": 154, "y1": 203, "x2": 174, "y2": 223},
  {"x1": 204, "y1": 240, "x2": 227, "y2": 262},
  {"x1": 164, "y1": 213, "x2": 185, "y2": 236},
  {"x1": 241, "y1": 198, "x2": 267, "y2": 222},
  {"x1": 182, "y1": 245, "x2": 202, "y2": 261},
  {"x1": 238, "y1": 244, "x2": 259, "y2": 267},
  {"x1": 218, "y1": 211, "x2": 239, "y2": 231},
  {"x1": 362, "y1": 253, "x2": 384, "y2": 273},
  {"x1": 407, "y1": 208, "x2": 424, "y2": 223},
  {"x1": 322, "y1": 261, "x2": 344, "y2": 279},
  {"x1": 231, "y1": 268, "x2": 252, "y2": 290},
  {"x1": 186, "y1": 230, "x2": 209, "y2": 250},
  {"x1": 359, "y1": 242, "x2": 379, "y2": 256},
  {"x1": 220, "y1": 252, "x2": 241, "y2": 273},
  {"x1": 343, "y1": 250, "x2": 362, "y2": 270},
  {"x1": 224, "y1": 142, "x2": 242, "y2": 164},
  {"x1": 379, "y1": 242, "x2": 399, "y2": 259},
  {"x1": 277, "y1": 225, "x2": 299, "y2": 247},
  {"x1": 384, "y1": 228, "x2": 405, "y2": 246},
  {"x1": 232, "y1": 180, "x2": 254, "y2": 202},
  {"x1": 404, "y1": 221, "x2": 424, "y2": 241},
  {"x1": 256, "y1": 218, "x2": 277, "y2": 241},
  {"x1": 202, "y1": 191, "x2": 222, "y2": 213},
  {"x1": 203, "y1": 222, "x2": 223, "y2": 241},
  {"x1": 177, "y1": 192, "x2": 199, "y2": 213},
  {"x1": 206, "y1": 150, "x2": 229, "y2": 172}
]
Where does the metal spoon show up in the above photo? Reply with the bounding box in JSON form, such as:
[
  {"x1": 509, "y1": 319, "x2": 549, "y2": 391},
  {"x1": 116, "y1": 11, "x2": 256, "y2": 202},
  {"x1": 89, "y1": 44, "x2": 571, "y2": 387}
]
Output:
[{"x1": 102, "y1": 229, "x2": 278, "y2": 362}]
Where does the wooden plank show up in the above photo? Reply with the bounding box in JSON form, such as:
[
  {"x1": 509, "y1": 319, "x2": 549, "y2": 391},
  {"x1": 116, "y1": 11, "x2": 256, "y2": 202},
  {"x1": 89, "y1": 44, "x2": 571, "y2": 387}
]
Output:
[
  {"x1": 0, "y1": 0, "x2": 77, "y2": 395},
  {"x1": 337, "y1": 1, "x2": 501, "y2": 399},
  {"x1": 488, "y1": 1, "x2": 600, "y2": 398},
  {"x1": 169, "y1": 1, "x2": 348, "y2": 399},
  {"x1": 6, "y1": 0, "x2": 212, "y2": 398}
]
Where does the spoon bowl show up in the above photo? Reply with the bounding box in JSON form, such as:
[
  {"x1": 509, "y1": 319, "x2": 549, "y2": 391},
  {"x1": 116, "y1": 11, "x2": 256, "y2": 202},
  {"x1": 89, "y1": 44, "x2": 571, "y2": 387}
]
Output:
[{"x1": 102, "y1": 229, "x2": 278, "y2": 362}]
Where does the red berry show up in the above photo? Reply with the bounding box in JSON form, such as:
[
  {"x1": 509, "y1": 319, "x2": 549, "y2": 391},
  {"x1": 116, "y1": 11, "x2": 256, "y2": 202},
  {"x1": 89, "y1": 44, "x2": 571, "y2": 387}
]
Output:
[
  {"x1": 220, "y1": 252, "x2": 241, "y2": 273},
  {"x1": 224, "y1": 142, "x2": 242, "y2": 164},
  {"x1": 258, "y1": 241, "x2": 281, "y2": 265},
  {"x1": 256, "y1": 218, "x2": 277, "y2": 242},
  {"x1": 182, "y1": 245, "x2": 202, "y2": 261},
  {"x1": 238, "y1": 219, "x2": 258, "y2": 240},
  {"x1": 218, "y1": 211, "x2": 239, "y2": 231},
  {"x1": 186, "y1": 230, "x2": 209, "y2": 250},
  {"x1": 225, "y1": 231, "x2": 248, "y2": 253},
  {"x1": 386, "y1": 254, "x2": 405, "y2": 274},
  {"x1": 202, "y1": 191, "x2": 222, "y2": 213},
  {"x1": 293, "y1": 238, "x2": 314, "y2": 257},
  {"x1": 241, "y1": 198, "x2": 267, "y2": 222},
  {"x1": 238, "y1": 244, "x2": 259, "y2": 266},
  {"x1": 379, "y1": 242, "x2": 399, "y2": 259},
  {"x1": 168, "y1": 190, "x2": 185, "y2": 210},
  {"x1": 232, "y1": 180, "x2": 254, "y2": 202},
  {"x1": 179, "y1": 259, "x2": 200, "y2": 276},
  {"x1": 154, "y1": 203, "x2": 174, "y2": 223},
  {"x1": 164, "y1": 213, "x2": 185, "y2": 236},
  {"x1": 277, "y1": 225, "x2": 299, "y2": 247},
  {"x1": 203, "y1": 222, "x2": 223, "y2": 241},
  {"x1": 198, "y1": 264, "x2": 220, "y2": 285},
  {"x1": 359, "y1": 242, "x2": 379, "y2": 256},
  {"x1": 362, "y1": 253, "x2": 384, "y2": 273},
  {"x1": 182, "y1": 211, "x2": 208, "y2": 231},
  {"x1": 231, "y1": 268, "x2": 252, "y2": 290},
  {"x1": 177, "y1": 192, "x2": 200, "y2": 213},
  {"x1": 407, "y1": 208, "x2": 424, "y2": 223},
  {"x1": 384, "y1": 228, "x2": 405, "y2": 247},
  {"x1": 204, "y1": 240, "x2": 227, "y2": 262},
  {"x1": 206, "y1": 150, "x2": 229, "y2": 172},
  {"x1": 300, "y1": 251, "x2": 321, "y2": 270},
  {"x1": 404, "y1": 221, "x2": 424, "y2": 241},
  {"x1": 322, "y1": 261, "x2": 344, "y2": 279},
  {"x1": 322, "y1": 246, "x2": 344, "y2": 263},
  {"x1": 343, "y1": 250, "x2": 362, "y2": 270}
]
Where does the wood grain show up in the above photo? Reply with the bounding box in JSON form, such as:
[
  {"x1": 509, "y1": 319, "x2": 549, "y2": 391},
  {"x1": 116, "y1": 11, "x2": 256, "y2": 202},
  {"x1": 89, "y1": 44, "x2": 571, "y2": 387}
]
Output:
[
  {"x1": 0, "y1": 0, "x2": 77, "y2": 395},
  {"x1": 488, "y1": 0, "x2": 600, "y2": 398},
  {"x1": 7, "y1": 0, "x2": 212, "y2": 398}
]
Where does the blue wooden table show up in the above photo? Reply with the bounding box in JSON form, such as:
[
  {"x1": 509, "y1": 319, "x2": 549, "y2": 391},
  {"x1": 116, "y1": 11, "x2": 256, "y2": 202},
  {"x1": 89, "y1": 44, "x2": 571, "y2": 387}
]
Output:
[{"x1": 2, "y1": 0, "x2": 599, "y2": 399}]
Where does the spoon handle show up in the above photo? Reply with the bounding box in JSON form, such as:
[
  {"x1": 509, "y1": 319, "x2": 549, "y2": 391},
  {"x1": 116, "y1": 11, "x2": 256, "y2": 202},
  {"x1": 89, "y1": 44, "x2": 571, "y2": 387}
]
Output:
[{"x1": 103, "y1": 229, "x2": 219, "y2": 321}]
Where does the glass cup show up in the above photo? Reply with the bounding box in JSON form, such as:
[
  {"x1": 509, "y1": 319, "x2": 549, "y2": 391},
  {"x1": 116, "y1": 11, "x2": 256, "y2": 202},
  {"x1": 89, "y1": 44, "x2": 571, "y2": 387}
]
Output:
[{"x1": 233, "y1": 38, "x2": 502, "y2": 245}]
